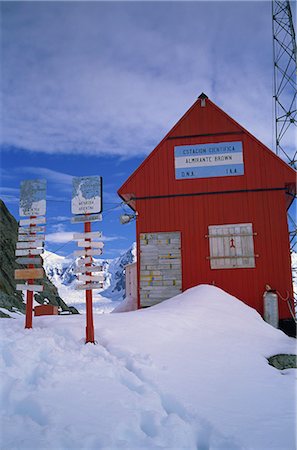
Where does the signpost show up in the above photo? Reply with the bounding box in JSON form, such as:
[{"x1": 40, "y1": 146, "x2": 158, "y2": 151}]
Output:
[
  {"x1": 15, "y1": 179, "x2": 47, "y2": 329},
  {"x1": 72, "y1": 176, "x2": 104, "y2": 344}
]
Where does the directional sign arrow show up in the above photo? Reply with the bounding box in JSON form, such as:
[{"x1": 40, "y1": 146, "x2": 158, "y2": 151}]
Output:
[
  {"x1": 78, "y1": 274, "x2": 105, "y2": 282},
  {"x1": 71, "y1": 214, "x2": 102, "y2": 224},
  {"x1": 77, "y1": 241, "x2": 104, "y2": 248},
  {"x1": 19, "y1": 217, "x2": 46, "y2": 226},
  {"x1": 77, "y1": 256, "x2": 93, "y2": 266},
  {"x1": 15, "y1": 249, "x2": 44, "y2": 256},
  {"x1": 74, "y1": 249, "x2": 103, "y2": 257},
  {"x1": 73, "y1": 231, "x2": 102, "y2": 240},
  {"x1": 16, "y1": 241, "x2": 44, "y2": 249},
  {"x1": 16, "y1": 284, "x2": 44, "y2": 292},
  {"x1": 74, "y1": 265, "x2": 103, "y2": 274},
  {"x1": 75, "y1": 283, "x2": 104, "y2": 290},
  {"x1": 15, "y1": 268, "x2": 44, "y2": 280},
  {"x1": 18, "y1": 234, "x2": 46, "y2": 242},
  {"x1": 19, "y1": 226, "x2": 46, "y2": 234},
  {"x1": 15, "y1": 257, "x2": 43, "y2": 265}
]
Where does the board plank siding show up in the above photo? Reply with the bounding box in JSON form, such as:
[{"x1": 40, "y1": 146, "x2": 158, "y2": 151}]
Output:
[
  {"x1": 73, "y1": 231, "x2": 102, "y2": 240},
  {"x1": 15, "y1": 248, "x2": 44, "y2": 256},
  {"x1": 19, "y1": 217, "x2": 46, "y2": 226},
  {"x1": 15, "y1": 268, "x2": 44, "y2": 280},
  {"x1": 77, "y1": 241, "x2": 104, "y2": 248},
  {"x1": 16, "y1": 284, "x2": 44, "y2": 292},
  {"x1": 140, "y1": 231, "x2": 182, "y2": 307}
]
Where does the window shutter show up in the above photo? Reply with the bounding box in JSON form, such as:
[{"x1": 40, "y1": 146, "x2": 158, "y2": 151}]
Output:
[{"x1": 207, "y1": 223, "x2": 256, "y2": 269}]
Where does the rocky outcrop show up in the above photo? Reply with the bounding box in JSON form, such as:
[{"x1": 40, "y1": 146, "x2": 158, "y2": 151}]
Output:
[
  {"x1": 268, "y1": 354, "x2": 297, "y2": 370},
  {"x1": 0, "y1": 199, "x2": 78, "y2": 317}
]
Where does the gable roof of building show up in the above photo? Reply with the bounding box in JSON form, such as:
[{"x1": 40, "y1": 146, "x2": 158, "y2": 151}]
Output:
[{"x1": 118, "y1": 94, "x2": 296, "y2": 209}]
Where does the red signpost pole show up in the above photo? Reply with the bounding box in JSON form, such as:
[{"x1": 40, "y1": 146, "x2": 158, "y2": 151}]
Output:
[
  {"x1": 85, "y1": 220, "x2": 95, "y2": 343},
  {"x1": 25, "y1": 216, "x2": 36, "y2": 329}
]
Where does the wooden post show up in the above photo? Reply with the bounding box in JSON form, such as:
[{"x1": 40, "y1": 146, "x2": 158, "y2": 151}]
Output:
[
  {"x1": 25, "y1": 217, "x2": 35, "y2": 329},
  {"x1": 84, "y1": 220, "x2": 95, "y2": 343}
]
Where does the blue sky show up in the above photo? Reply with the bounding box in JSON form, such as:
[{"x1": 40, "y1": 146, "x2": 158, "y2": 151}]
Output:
[{"x1": 1, "y1": 1, "x2": 295, "y2": 258}]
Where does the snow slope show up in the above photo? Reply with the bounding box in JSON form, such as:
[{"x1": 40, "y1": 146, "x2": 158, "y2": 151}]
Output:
[{"x1": 1, "y1": 285, "x2": 296, "y2": 449}]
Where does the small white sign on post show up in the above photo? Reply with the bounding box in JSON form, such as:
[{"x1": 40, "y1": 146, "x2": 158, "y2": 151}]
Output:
[
  {"x1": 77, "y1": 241, "x2": 104, "y2": 249},
  {"x1": 75, "y1": 283, "x2": 104, "y2": 290},
  {"x1": 19, "y1": 226, "x2": 46, "y2": 234},
  {"x1": 19, "y1": 217, "x2": 46, "y2": 226},
  {"x1": 74, "y1": 265, "x2": 103, "y2": 274},
  {"x1": 73, "y1": 231, "x2": 102, "y2": 240},
  {"x1": 19, "y1": 179, "x2": 47, "y2": 217},
  {"x1": 78, "y1": 274, "x2": 105, "y2": 282},
  {"x1": 16, "y1": 284, "x2": 44, "y2": 292},
  {"x1": 15, "y1": 248, "x2": 44, "y2": 256},
  {"x1": 77, "y1": 256, "x2": 93, "y2": 266},
  {"x1": 16, "y1": 241, "x2": 44, "y2": 249},
  {"x1": 18, "y1": 234, "x2": 45, "y2": 242},
  {"x1": 74, "y1": 249, "x2": 103, "y2": 257},
  {"x1": 72, "y1": 176, "x2": 102, "y2": 215},
  {"x1": 71, "y1": 214, "x2": 102, "y2": 224}
]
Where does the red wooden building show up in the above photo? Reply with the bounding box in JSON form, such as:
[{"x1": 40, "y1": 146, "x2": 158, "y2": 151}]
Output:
[{"x1": 118, "y1": 94, "x2": 296, "y2": 321}]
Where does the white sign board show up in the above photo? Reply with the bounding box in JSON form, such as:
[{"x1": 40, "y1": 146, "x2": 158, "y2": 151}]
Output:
[
  {"x1": 174, "y1": 142, "x2": 244, "y2": 179},
  {"x1": 71, "y1": 214, "x2": 102, "y2": 224},
  {"x1": 19, "y1": 217, "x2": 46, "y2": 226},
  {"x1": 16, "y1": 284, "x2": 44, "y2": 292},
  {"x1": 72, "y1": 176, "x2": 102, "y2": 215},
  {"x1": 19, "y1": 179, "x2": 46, "y2": 217}
]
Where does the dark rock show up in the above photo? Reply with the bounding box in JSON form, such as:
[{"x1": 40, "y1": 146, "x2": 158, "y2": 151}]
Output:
[
  {"x1": 268, "y1": 354, "x2": 297, "y2": 370},
  {"x1": 68, "y1": 306, "x2": 79, "y2": 314}
]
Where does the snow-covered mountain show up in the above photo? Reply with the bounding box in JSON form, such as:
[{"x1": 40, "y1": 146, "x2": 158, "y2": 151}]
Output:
[{"x1": 42, "y1": 243, "x2": 136, "y2": 312}]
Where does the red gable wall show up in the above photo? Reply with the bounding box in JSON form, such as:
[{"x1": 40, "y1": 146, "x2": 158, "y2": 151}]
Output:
[{"x1": 118, "y1": 96, "x2": 296, "y2": 319}]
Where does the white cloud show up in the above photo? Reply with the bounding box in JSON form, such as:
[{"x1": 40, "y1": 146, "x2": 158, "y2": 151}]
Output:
[
  {"x1": 46, "y1": 230, "x2": 124, "y2": 243},
  {"x1": 49, "y1": 216, "x2": 71, "y2": 223},
  {"x1": 1, "y1": 1, "x2": 289, "y2": 158},
  {"x1": 46, "y1": 232, "x2": 74, "y2": 244},
  {"x1": 101, "y1": 235, "x2": 125, "y2": 242},
  {"x1": 17, "y1": 167, "x2": 73, "y2": 185}
]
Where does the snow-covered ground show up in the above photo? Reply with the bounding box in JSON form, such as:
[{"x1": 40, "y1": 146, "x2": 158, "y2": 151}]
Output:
[{"x1": 1, "y1": 285, "x2": 296, "y2": 449}]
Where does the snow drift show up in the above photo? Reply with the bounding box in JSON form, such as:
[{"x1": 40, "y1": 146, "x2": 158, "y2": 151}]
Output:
[{"x1": 1, "y1": 285, "x2": 296, "y2": 449}]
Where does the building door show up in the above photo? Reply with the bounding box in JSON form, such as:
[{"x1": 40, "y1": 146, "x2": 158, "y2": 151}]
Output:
[{"x1": 139, "y1": 232, "x2": 182, "y2": 307}]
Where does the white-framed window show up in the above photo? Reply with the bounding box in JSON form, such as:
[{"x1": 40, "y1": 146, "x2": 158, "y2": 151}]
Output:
[{"x1": 207, "y1": 223, "x2": 256, "y2": 269}]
